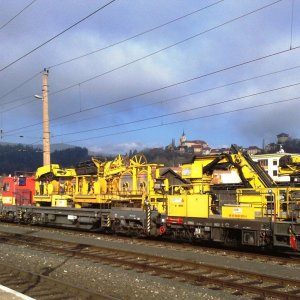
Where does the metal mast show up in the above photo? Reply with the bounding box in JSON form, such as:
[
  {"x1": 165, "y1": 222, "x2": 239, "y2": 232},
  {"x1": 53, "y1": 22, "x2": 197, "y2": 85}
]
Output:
[{"x1": 42, "y1": 68, "x2": 50, "y2": 166}]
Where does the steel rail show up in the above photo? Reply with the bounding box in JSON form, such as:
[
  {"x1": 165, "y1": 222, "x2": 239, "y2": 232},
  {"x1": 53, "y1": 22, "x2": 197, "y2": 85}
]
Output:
[
  {"x1": 0, "y1": 261, "x2": 116, "y2": 300},
  {"x1": 0, "y1": 233, "x2": 299, "y2": 299}
]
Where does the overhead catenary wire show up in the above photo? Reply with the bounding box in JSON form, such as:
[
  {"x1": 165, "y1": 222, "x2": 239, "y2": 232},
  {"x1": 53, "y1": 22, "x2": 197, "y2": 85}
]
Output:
[
  {"x1": 42, "y1": 45, "x2": 300, "y2": 119},
  {"x1": 4, "y1": 44, "x2": 300, "y2": 134},
  {"x1": 0, "y1": 71, "x2": 41, "y2": 104},
  {"x1": 0, "y1": 0, "x2": 37, "y2": 31},
  {"x1": 51, "y1": 80, "x2": 300, "y2": 137},
  {"x1": 1, "y1": 99, "x2": 37, "y2": 114},
  {"x1": 49, "y1": 0, "x2": 284, "y2": 97},
  {"x1": 0, "y1": 0, "x2": 117, "y2": 72},
  {"x1": 47, "y1": 0, "x2": 224, "y2": 69},
  {"x1": 7, "y1": 61, "x2": 300, "y2": 136},
  {"x1": 7, "y1": 91, "x2": 300, "y2": 145},
  {"x1": 63, "y1": 95, "x2": 300, "y2": 144},
  {"x1": 0, "y1": 0, "x2": 298, "y2": 152},
  {"x1": 0, "y1": 0, "x2": 224, "y2": 104},
  {"x1": 50, "y1": 64, "x2": 300, "y2": 129},
  {"x1": 7, "y1": 72, "x2": 300, "y2": 139},
  {"x1": 0, "y1": 0, "x2": 284, "y2": 112}
]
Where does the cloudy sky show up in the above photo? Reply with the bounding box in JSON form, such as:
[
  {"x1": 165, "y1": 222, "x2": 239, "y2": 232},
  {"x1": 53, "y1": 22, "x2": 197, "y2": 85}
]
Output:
[{"x1": 0, "y1": 0, "x2": 299, "y2": 154}]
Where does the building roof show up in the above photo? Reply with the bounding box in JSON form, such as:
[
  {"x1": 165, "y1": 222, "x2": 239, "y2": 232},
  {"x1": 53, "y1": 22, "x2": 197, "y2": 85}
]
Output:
[
  {"x1": 191, "y1": 144, "x2": 203, "y2": 149},
  {"x1": 247, "y1": 146, "x2": 261, "y2": 150},
  {"x1": 252, "y1": 153, "x2": 297, "y2": 159},
  {"x1": 187, "y1": 140, "x2": 207, "y2": 144},
  {"x1": 277, "y1": 133, "x2": 289, "y2": 137}
]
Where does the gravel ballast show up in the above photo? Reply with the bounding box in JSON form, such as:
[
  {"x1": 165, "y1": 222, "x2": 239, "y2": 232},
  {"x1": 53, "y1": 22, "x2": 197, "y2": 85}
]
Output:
[{"x1": 0, "y1": 224, "x2": 298, "y2": 299}]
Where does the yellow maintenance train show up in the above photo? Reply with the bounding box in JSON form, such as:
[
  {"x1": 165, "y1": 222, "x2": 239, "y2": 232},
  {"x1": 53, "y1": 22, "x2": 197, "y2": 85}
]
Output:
[{"x1": 0, "y1": 146, "x2": 299, "y2": 251}]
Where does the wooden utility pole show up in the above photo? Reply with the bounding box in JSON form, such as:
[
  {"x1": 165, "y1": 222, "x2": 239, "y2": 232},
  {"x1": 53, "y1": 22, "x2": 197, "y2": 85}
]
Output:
[{"x1": 42, "y1": 68, "x2": 50, "y2": 166}]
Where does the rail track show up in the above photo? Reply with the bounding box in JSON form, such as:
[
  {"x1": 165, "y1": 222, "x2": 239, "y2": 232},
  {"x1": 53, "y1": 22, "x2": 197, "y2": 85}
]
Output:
[
  {"x1": 0, "y1": 232, "x2": 299, "y2": 299},
  {"x1": 0, "y1": 260, "x2": 114, "y2": 299},
  {"x1": 1, "y1": 223, "x2": 299, "y2": 267},
  {"x1": 125, "y1": 237, "x2": 300, "y2": 266}
]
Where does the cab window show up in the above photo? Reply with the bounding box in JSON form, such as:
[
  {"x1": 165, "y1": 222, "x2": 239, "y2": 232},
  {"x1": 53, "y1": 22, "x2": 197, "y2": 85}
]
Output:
[
  {"x1": 3, "y1": 183, "x2": 10, "y2": 191},
  {"x1": 18, "y1": 177, "x2": 26, "y2": 186}
]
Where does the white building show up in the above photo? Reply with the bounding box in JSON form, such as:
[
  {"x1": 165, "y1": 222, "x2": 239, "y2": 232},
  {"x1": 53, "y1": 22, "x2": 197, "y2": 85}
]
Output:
[
  {"x1": 211, "y1": 151, "x2": 300, "y2": 185},
  {"x1": 178, "y1": 131, "x2": 209, "y2": 153},
  {"x1": 251, "y1": 152, "x2": 296, "y2": 183}
]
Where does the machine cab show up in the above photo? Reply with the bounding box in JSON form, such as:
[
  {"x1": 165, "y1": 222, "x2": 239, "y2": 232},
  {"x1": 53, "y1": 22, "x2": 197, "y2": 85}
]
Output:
[{"x1": 2, "y1": 175, "x2": 35, "y2": 206}]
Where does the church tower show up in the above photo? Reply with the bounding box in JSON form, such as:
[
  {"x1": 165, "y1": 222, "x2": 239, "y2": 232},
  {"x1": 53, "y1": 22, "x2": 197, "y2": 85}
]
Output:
[{"x1": 180, "y1": 131, "x2": 187, "y2": 146}]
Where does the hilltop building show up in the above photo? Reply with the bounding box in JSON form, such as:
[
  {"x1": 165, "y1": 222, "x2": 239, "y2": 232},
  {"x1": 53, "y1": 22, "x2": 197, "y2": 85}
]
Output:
[
  {"x1": 264, "y1": 133, "x2": 290, "y2": 153},
  {"x1": 210, "y1": 148, "x2": 230, "y2": 155},
  {"x1": 246, "y1": 146, "x2": 261, "y2": 155},
  {"x1": 265, "y1": 142, "x2": 279, "y2": 153},
  {"x1": 277, "y1": 133, "x2": 289, "y2": 144},
  {"x1": 166, "y1": 132, "x2": 291, "y2": 157},
  {"x1": 177, "y1": 131, "x2": 210, "y2": 154}
]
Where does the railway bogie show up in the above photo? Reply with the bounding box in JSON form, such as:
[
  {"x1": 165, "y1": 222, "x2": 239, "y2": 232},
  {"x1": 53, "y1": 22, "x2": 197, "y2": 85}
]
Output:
[{"x1": 163, "y1": 216, "x2": 273, "y2": 247}]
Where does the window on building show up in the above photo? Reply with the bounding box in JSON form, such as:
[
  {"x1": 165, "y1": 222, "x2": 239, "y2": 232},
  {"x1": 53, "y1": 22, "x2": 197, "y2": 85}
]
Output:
[
  {"x1": 273, "y1": 170, "x2": 278, "y2": 176},
  {"x1": 273, "y1": 160, "x2": 278, "y2": 166},
  {"x1": 258, "y1": 159, "x2": 268, "y2": 167}
]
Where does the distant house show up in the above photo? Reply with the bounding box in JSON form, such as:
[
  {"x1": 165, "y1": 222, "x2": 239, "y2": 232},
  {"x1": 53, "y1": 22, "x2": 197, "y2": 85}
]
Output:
[
  {"x1": 277, "y1": 133, "x2": 289, "y2": 144},
  {"x1": 165, "y1": 138, "x2": 176, "y2": 151},
  {"x1": 177, "y1": 131, "x2": 209, "y2": 154},
  {"x1": 210, "y1": 148, "x2": 230, "y2": 155},
  {"x1": 191, "y1": 144, "x2": 203, "y2": 153},
  {"x1": 202, "y1": 146, "x2": 211, "y2": 155},
  {"x1": 265, "y1": 142, "x2": 279, "y2": 153},
  {"x1": 246, "y1": 146, "x2": 261, "y2": 155}
]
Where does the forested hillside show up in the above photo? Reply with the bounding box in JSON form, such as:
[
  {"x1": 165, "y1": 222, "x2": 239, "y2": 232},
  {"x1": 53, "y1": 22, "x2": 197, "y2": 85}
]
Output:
[
  {"x1": 0, "y1": 142, "x2": 195, "y2": 175},
  {"x1": 3, "y1": 137, "x2": 299, "y2": 176},
  {"x1": 0, "y1": 144, "x2": 89, "y2": 175}
]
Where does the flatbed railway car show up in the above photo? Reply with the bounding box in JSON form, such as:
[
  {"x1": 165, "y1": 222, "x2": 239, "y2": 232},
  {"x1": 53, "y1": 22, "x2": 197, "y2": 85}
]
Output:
[{"x1": 0, "y1": 146, "x2": 299, "y2": 251}]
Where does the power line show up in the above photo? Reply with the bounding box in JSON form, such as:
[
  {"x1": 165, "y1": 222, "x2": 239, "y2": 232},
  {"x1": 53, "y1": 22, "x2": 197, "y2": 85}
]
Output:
[
  {"x1": 3, "y1": 132, "x2": 40, "y2": 139},
  {"x1": 47, "y1": 0, "x2": 224, "y2": 69},
  {"x1": 0, "y1": 94, "x2": 38, "y2": 112},
  {"x1": 0, "y1": 0, "x2": 223, "y2": 105},
  {"x1": 4, "y1": 45, "x2": 300, "y2": 134},
  {"x1": 0, "y1": 71, "x2": 41, "y2": 104},
  {"x1": 0, "y1": 0, "x2": 37, "y2": 31},
  {"x1": 49, "y1": 45, "x2": 300, "y2": 120},
  {"x1": 1, "y1": 99, "x2": 36, "y2": 114},
  {"x1": 51, "y1": 64, "x2": 300, "y2": 129},
  {"x1": 0, "y1": 0, "x2": 285, "y2": 112},
  {"x1": 0, "y1": 60, "x2": 289, "y2": 123},
  {"x1": 9, "y1": 74, "x2": 300, "y2": 139},
  {"x1": 64, "y1": 95, "x2": 300, "y2": 144},
  {"x1": 0, "y1": 0, "x2": 117, "y2": 72},
  {"x1": 49, "y1": 0, "x2": 284, "y2": 96},
  {"x1": 52, "y1": 80, "x2": 300, "y2": 137}
]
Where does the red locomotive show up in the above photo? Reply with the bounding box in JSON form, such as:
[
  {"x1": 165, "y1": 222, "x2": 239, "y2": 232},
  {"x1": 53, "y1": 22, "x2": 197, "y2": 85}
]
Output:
[{"x1": 1, "y1": 174, "x2": 35, "y2": 206}]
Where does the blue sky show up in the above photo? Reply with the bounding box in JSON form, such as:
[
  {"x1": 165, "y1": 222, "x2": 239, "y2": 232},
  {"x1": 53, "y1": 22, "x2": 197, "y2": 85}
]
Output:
[{"x1": 0, "y1": 0, "x2": 300, "y2": 154}]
